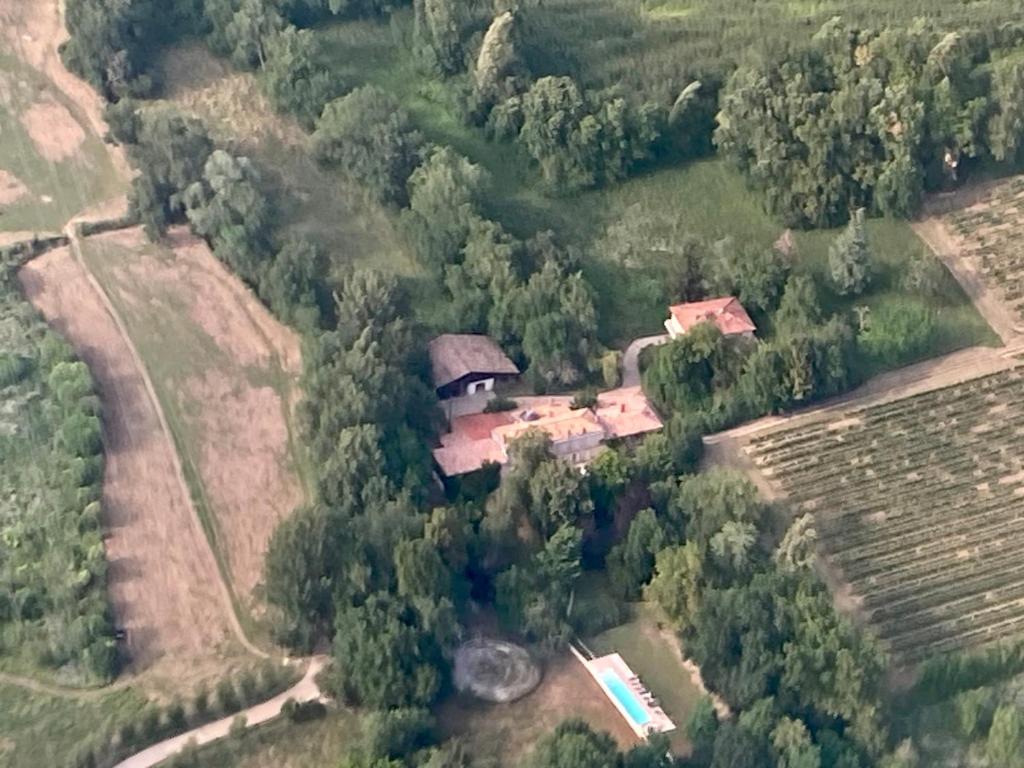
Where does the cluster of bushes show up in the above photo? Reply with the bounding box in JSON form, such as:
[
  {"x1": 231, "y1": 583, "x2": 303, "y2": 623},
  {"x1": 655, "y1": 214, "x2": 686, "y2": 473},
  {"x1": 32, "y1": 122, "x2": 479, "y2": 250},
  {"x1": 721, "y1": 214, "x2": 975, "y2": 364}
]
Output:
[
  {"x1": 67, "y1": 661, "x2": 295, "y2": 768},
  {"x1": 716, "y1": 19, "x2": 1024, "y2": 227},
  {"x1": 0, "y1": 273, "x2": 116, "y2": 683}
]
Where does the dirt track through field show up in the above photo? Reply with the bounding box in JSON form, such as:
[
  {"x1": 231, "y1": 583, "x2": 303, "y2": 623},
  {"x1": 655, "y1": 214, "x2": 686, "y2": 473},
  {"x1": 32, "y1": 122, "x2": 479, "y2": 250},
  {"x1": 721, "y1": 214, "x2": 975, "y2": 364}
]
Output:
[{"x1": 18, "y1": 246, "x2": 235, "y2": 672}]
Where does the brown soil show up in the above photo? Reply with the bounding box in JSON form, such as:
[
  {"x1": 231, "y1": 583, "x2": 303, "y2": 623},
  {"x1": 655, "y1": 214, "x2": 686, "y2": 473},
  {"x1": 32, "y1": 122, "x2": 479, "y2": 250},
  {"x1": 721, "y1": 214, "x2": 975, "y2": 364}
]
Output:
[
  {"x1": 95, "y1": 226, "x2": 303, "y2": 603},
  {"x1": 19, "y1": 97, "x2": 85, "y2": 162},
  {"x1": 18, "y1": 246, "x2": 235, "y2": 674},
  {"x1": 438, "y1": 652, "x2": 639, "y2": 766},
  {"x1": 0, "y1": 170, "x2": 27, "y2": 205}
]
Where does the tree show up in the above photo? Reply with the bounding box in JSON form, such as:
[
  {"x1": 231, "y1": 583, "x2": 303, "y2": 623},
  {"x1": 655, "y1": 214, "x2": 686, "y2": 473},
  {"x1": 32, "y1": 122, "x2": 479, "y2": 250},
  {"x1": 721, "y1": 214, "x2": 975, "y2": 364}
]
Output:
[
  {"x1": 645, "y1": 542, "x2": 704, "y2": 634},
  {"x1": 260, "y1": 236, "x2": 329, "y2": 330},
  {"x1": 496, "y1": 525, "x2": 581, "y2": 644},
  {"x1": 771, "y1": 717, "x2": 821, "y2": 768},
  {"x1": 332, "y1": 591, "x2": 456, "y2": 709},
  {"x1": 606, "y1": 509, "x2": 666, "y2": 599},
  {"x1": 527, "y1": 719, "x2": 618, "y2": 768},
  {"x1": 224, "y1": 0, "x2": 285, "y2": 69},
  {"x1": 414, "y1": 0, "x2": 467, "y2": 75},
  {"x1": 63, "y1": 0, "x2": 159, "y2": 99},
  {"x1": 988, "y1": 59, "x2": 1024, "y2": 164},
  {"x1": 475, "y1": 11, "x2": 523, "y2": 103},
  {"x1": 829, "y1": 209, "x2": 871, "y2": 296},
  {"x1": 183, "y1": 150, "x2": 272, "y2": 283},
  {"x1": 403, "y1": 146, "x2": 487, "y2": 272},
  {"x1": 261, "y1": 25, "x2": 336, "y2": 127},
  {"x1": 686, "y1": 697, "x2": 720, "y2": 767},
  {"x1": 710, "y1": 722, "x2": 773, "y2": 768},
  {"x1": 709, "y1": 520, "x2": 757, "y2": 574},
  {"x1": 263, "y1": 505, "x2": 339, "y2": 648},
  {"x1": 395, "y1": 538, "x2": 452, "y2": 602},
  {"x1": 707, "y1": 238, "x2": 789, "y2": 314},
  {"x1": 527, "y1": 459, "x2": 595, "y2": 539},
  {"x1": 775, "y1": 275, "x2": 822, "y2": 336},
  {"x1": 313, "y1": 87, "x2": 424, "y2": 204},
  {"x1": 774, "y1": 514, "x2": 817, "y2": 572},
  {"x1": 987, "y1": 705, "x2": 1024, "y2": 768}
]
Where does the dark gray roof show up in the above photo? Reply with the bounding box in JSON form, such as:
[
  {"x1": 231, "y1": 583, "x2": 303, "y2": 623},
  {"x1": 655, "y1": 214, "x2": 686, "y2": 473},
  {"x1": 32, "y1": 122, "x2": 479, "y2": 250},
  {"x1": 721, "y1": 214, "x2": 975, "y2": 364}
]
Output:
[{"x1": 428, "y1": 334, "x2": 519, "y2": 389}]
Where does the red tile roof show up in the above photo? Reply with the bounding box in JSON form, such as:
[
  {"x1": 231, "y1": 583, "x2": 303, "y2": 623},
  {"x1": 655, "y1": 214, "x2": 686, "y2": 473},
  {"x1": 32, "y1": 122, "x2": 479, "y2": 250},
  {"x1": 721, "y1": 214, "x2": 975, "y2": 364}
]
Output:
[{"x1": 669, "y1": 297, "x2": 756, "y2": 336}]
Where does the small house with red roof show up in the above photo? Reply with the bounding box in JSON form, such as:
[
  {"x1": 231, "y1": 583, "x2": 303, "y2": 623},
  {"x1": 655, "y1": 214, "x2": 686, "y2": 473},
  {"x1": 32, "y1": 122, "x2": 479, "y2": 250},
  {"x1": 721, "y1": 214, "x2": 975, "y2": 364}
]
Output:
[{"x1": 665, "y1": 297, "x2": 756, "y2": 340}]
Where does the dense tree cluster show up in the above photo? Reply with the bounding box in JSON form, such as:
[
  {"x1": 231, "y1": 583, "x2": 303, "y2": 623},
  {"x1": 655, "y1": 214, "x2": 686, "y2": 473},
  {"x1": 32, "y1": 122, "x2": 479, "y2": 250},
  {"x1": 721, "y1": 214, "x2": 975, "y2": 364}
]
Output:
[
  {"x1": 0, "y1": 290, "x2": 115, "y2": 682},
  {"x1": 716, "y1": 19, "x2": 1024, "y2": 227},
  {"x1": 634, "y1": 472, "x2": 888, "y2": 766}
]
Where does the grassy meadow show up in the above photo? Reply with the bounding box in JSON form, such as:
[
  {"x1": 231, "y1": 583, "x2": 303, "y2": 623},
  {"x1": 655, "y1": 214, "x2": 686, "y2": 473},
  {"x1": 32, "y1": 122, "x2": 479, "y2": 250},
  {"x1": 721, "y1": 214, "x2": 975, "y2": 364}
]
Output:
[
  {"x1": 77, "y1": 233, "x2": 306, "y2": 640},
  {"x1": 0, "y1": 682, "x2": 147, "y2": 768},
  {"x1": 0, "y1": 53, "x2": 122, "y2": 234}
]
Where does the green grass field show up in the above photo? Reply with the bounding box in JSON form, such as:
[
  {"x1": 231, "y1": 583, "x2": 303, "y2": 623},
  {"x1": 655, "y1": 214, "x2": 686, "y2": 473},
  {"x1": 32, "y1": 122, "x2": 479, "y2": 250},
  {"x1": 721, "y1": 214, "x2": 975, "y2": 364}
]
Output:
[
  {"x1": 0, "y1": 682, "x2": 146, "y2": 768},
  {"x1": 588, "y1": 604, "x2": 707, "y2": 755},
  {"x1": 161, "y1": 708, "x2": 361, "y2": 768},
  {"x1": 0, "y1": 53, "x2": 122, "y2": 234}
]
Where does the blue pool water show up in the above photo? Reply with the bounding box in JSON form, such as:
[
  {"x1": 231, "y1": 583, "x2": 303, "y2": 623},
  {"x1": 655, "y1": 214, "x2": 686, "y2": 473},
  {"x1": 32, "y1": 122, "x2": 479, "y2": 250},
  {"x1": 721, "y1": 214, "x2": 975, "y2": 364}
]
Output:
[{"x1": 599, "y1": 670, "x2": 652, "y2": 726}]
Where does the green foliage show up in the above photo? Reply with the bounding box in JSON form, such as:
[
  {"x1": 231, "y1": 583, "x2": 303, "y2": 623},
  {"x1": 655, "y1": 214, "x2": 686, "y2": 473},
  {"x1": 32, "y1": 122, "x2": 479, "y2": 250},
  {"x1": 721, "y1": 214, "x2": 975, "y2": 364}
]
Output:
[
  {"x1": 858, "y1": 303, "x2": 935, "y2": 367},
  {"x1": 606, "y1": 508, "x2": 665, "y2": 599},
  {"x1": 829, "y1": 210, "x2": 872, "y2": 296},
  {"x1": 183, "y1": 149, "x2": 273, "y2": 283},
  {"x1": 986, "y1": 705, "x2": 1024, "y2": 768},
  {"x1": 362, "y1": 707, "x2": 435, "y2": 760},
  {"x1": 527, "y1": 719, "x2": 618, "y2": 768},
  {"x1": 62, "y1": 0, "x2": 161, "y2": 99},
  {"x1": 313, "y1": 87, "x2": 425, "y2": 205},
  {"x1": 515, "y1": 77, "x2": 664, "y2": 194},
  {"x1": 331, "y1": 591, "x2": 456, "y2": 708},
  {"x1": 707, "y1": 238, "x2": 789, "y2": 314},
  {"x1": 414, "y1": 0, "x2": 468, "y2": 76},
  {"x1": 262, "y1": 26, "x2": 337, "y2": 127},
  {"x1": 715, "y1": 19, "x2": 1024, "y2": 226}
]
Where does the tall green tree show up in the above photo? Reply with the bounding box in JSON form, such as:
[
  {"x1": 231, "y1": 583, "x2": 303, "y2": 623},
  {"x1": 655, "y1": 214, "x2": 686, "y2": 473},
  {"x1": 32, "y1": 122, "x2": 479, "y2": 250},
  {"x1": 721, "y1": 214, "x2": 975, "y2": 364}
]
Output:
[{"x1": 829, "y1": 209, "x2": 871, "y2": 296}]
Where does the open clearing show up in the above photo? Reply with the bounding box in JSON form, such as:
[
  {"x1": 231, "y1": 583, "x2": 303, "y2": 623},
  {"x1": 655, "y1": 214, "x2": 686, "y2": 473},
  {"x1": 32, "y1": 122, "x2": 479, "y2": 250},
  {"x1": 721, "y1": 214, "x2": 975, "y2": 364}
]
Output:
[
  {"x1": 0, "y1": 0, "x2": 124, "y2": 233},
  {"x1": 438, "y1": 652, "x2": 638, "y2": 766},
  {"x1": 77, "y1": 227, "x2": 306, "y2": 617},
  {"x1": 742, "y1": 365, "x2": 1024, "y2": 664},
  {"x1": 18, "y1": 244, "x2": 239, "y2": 677}
]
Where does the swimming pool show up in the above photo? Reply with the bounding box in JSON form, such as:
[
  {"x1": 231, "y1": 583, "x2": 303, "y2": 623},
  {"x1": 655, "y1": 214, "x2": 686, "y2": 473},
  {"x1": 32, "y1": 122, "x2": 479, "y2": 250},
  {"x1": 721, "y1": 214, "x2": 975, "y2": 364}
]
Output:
[{"x1": 599, "y1": 669, "x2": 652, "y2": 726}]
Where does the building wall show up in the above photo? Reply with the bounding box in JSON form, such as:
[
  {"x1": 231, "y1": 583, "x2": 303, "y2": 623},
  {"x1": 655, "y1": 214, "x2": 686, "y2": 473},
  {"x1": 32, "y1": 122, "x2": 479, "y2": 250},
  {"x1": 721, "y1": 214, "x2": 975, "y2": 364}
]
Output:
[{"x1": 437, "y1": 372, "x2": 516, "y2": 400}]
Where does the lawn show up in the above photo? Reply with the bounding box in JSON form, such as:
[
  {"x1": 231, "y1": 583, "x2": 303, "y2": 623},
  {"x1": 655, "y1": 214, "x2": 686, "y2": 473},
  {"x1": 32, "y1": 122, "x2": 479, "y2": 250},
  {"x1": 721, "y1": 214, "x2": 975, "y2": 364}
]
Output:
[
  {"x1": 587, "y1": 603, "x2": 707, "y2": 755},
  {"x1": 77, "y1": 231, "x2": 307, "y2": 640},
  {"x1": 0, "y1": 682, "x2": 147, "y2": 768},
  {"x1": 0, "y1": 52, "x2": 122, "y2": 234},
  {"x1": 160, "y1": 708, "x2": 362, "y2": 768}
]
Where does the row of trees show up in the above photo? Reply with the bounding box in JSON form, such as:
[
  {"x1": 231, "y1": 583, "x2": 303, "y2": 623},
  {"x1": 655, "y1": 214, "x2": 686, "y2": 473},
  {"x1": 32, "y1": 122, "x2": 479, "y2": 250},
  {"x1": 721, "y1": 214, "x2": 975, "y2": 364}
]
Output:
[
  {"x1": 67, "y1": 661, "x2": 294, "y2": 768},
  {"x1": 0, "y1": 276, "x2": 115, "y2": 683},
  {"x1": 716, "y1": 19, "x2": 1024, "y2": 227}
]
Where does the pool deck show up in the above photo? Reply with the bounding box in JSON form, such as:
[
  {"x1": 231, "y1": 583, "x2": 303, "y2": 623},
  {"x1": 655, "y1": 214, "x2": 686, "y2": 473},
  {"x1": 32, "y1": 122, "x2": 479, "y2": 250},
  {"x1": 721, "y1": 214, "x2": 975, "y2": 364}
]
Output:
[{"x1": 576, "y1": 649, "x2": 676, "y2": 738}]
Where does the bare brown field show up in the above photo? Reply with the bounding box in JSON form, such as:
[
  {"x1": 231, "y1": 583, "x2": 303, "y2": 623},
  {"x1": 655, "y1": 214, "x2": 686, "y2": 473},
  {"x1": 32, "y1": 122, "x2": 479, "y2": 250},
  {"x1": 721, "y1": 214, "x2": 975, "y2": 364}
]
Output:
[
  {"x1": 438, "y1": 653, "x2": 639, "y2": 766},
  {"x1": 17, "y1": 245, "x2": 237, "y2": 676},
  {"x1": 79, "y1": 227, "x2": 305, "y2": 611}
]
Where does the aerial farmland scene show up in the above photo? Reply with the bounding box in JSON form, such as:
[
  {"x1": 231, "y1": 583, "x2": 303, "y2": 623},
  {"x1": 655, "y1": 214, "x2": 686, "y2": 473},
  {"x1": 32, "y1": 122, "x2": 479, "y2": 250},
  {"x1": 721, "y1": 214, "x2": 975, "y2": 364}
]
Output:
[{"x1": 10, "y1": 1, "x2": 1024, "y2": 767}]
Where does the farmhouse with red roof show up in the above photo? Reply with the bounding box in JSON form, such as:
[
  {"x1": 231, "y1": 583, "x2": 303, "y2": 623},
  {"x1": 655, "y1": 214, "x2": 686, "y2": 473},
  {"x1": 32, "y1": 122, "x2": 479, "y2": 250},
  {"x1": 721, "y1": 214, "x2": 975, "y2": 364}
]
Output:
[{"x1": 664, "y1": 297, "x2": 756, "y2": 340}]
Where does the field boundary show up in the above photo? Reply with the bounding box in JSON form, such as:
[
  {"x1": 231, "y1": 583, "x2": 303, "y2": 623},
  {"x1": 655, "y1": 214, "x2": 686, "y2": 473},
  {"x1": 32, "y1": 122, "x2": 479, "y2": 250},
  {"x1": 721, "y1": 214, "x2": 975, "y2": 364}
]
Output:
[{"x1": 64, "y1": 222, "x2": 268, "y2": 661}]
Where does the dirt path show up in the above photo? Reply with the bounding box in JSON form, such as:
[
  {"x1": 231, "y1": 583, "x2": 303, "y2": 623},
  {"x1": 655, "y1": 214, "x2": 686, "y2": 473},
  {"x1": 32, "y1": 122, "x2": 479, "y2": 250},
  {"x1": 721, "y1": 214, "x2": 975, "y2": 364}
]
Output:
[
  {"x1": 114, "y1": 656, "x2": 329, "y2": 768},
  {"x1": 18, "y1": 242, "x2": 243, "y2": 674}
]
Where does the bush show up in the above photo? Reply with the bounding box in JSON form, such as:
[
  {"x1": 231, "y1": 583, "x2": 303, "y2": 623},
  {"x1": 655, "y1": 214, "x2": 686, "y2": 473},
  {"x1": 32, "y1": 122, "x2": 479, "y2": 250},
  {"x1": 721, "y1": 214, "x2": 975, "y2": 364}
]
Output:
[
  {"x1": 282, "y1": 697, "x2": 328, "y2": 723},
  {"x1": 0, "y1": 353, "x2": 29, "y2": 387},
  {"x1": 139, "y1": 707, "x2": 162, "y2": 741},
  {"x1": 363, "y1": 708, "x2": 435, "y2": 759},
  {"x1": 192, "y1": 684, "x2": 210, "y2": 720},
  {"x1": 215, "y1": 678, "x2": 241, "y2": 714},
  {"x1": 239, "y1": 668, "x2": 260, "y2": 704},
  {"x1": 858, "y1": 303, "x2": 935, "y2": 367},
  {"x1": 483, "y1": 395, "x2": 518, "y2": 413},
  {"x1": 166, "y1": 698, "x2": 188, "y2": 732}
]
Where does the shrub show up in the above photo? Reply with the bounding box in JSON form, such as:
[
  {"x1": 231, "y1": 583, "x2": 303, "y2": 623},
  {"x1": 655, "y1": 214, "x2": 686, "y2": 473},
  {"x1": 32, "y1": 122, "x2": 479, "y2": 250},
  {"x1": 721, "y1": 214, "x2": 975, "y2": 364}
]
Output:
[
  {"x1": 216, "y1": 678, "x2": 241, "y2": 714},
  {"x1": 166, "y1": 698, "x2": 188, "y2": 732},
  {"x1": 239, "y1": 668, "x2": 260, "y2": 705},
  {"x1": 192, "y1": 684, "x2": 210, "y2": 719},
  {"x1": 483, "y1": 395, "x2": 517, "y2": 413}
]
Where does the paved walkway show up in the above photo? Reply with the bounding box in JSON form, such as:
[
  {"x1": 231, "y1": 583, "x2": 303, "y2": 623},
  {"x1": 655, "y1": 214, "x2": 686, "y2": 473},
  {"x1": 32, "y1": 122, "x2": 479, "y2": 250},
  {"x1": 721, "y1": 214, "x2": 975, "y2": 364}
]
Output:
[
  {"x1": 113, "y1": 656, "x2": 328, "y2": 768},
  {"x1": 620, "y1": 334, "x2": 668, "y2": 387}
]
